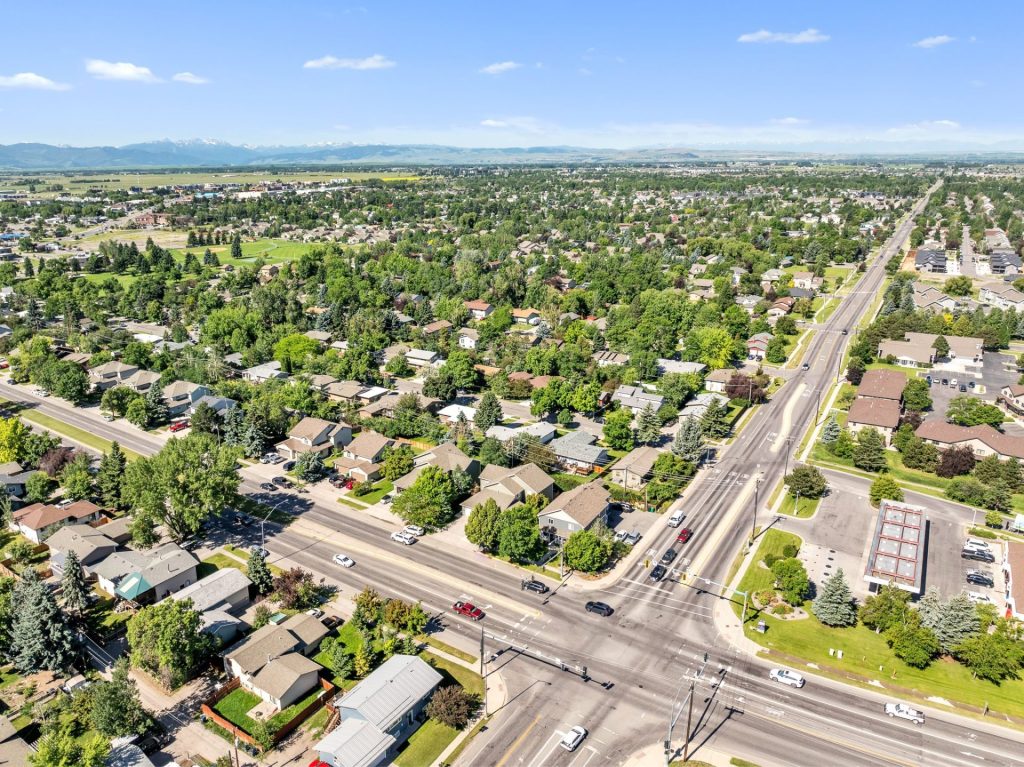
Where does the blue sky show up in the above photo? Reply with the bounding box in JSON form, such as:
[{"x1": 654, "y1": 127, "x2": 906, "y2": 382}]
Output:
[{"x1": 2, "y1": 1, "x2": 1022, "y2": 150}]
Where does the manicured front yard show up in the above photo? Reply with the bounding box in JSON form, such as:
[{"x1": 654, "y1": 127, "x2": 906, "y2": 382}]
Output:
[
  {"x1": 421, "y1": 651, "x2": 483, "y2": 697},
  {"x1": 213, "y1": 687, "x2": 261, "y2": 733},
  {"x1": 393, "y1": 719, "x2": 458, "y2": 767},
  {"x1": 351, "y1": 479, "x2": 393, "y2": 505}
]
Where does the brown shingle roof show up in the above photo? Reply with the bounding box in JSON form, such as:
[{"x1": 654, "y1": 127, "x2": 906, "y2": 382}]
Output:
[
  {"x1": 847, "y1": 398, "x2": 901, "y2": 429},
  {"x1": 916, "y1": 421, "x2": 1024, "y2": 460},
  {"x1": 545, "y1": 481, "x2": 610, "y2": 528},
  {"x1": 858, "y1": 369, "x2": 907, "y2": 401}
]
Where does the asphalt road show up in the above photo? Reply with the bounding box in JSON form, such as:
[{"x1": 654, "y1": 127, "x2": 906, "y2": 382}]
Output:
[{"x1": 9, "y1": 181, "x2": 1024, "y2": 766}]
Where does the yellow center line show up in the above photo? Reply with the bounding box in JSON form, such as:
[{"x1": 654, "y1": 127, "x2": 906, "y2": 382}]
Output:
[{"x1": 495, "y1": 713, "x2": 542, "y2": 767}]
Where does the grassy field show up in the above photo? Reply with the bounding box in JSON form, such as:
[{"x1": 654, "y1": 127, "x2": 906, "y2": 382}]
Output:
[
  {"x1": 419, "y1": 635, "x2": 477, "y2": 664},
  {"x1": 422, "y1": 651, "x2": 484, "y2": 698},
  {"x1": 198, "y1": 553, "x2": 247, "y2": 578},
  {"x1": 394, "y1": 719, "x2": 459, "y2": 767},
  {"x1": 171, "y1": 238, "x2": 314, "y2": 268},
  {"x1": 736, "y1": 529, "x2": 804, "y2": 600},
  {"x1": 778, "y1": 494, "x2": 820, "y2": 518},
  {"x1": 77, "y1": 272, "x2": 139, "y2": 287}
]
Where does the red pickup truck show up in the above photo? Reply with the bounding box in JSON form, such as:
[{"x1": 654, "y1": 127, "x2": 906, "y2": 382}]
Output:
[{"x1": 452, "y1": 601, "x2": 484, "y2": 621}]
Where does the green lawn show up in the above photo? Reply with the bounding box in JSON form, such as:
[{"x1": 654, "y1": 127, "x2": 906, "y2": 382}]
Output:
[
  {"x1": 394, "y1": 719, "x2": 459, "y2": 767},
  {"x1": 267, "y1": 687, "x2": 325, "y2": 730},
  {"x1": 213, "y1": 688, "x2": 261, "y2": 734},
  {"x1": 199, "y1": 552, "x2": 246, "y2": 576},
  {"x1": 338, "y1": 497, "x2": 365, "y2": 510},
  {"x1": 421, "y1": 651, "x2": 483, "y2": 697},
  {"x1": 419, "y1": 635, "x2": 477, "y2": 664},
  {"x1": 351, "y1": 479, "x2": 393, "y2": 505},
  {"x1": 736, "y1": 529, "x2": 803, "y2": 602},
  {"x1": 87, "y1": 586, "x2": 133, "y2": 634},
  {"x1": 77, "y1": 272, "x2": 139, "y2": 287},
  {"x1": 0, "y1": 397, "x2": 142, "y2": 459},
  {"x1": 553, "y1": 473, "x2": 588, "y2": 492},
  {"x1": 171, "y1": 238, "x2": 314, "y2": 269},
  {"x1": 302, "y1": 706, "x2": 331, "y2": 739},
  {"x1": 778, "y1": 494, "x2": 820, "y2": 518}
]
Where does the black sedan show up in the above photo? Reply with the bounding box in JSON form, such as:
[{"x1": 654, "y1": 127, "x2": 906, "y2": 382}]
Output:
[
  {"x1": 650, "y1": 564, "x2": 666, "y2": 582},
  {"x1": 585, "y1": 601, "x2": 614, "y2": 617},
  {"x1": 259, "y1": 482, "x2": 277, "y2": 492},
  {"x1": 966, "y1": 570, "x2": 994, "y2": 587}
]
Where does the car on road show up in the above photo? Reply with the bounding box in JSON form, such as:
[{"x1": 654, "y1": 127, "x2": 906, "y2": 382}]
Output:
[
  {"x1": 332, "y1": 553, "x2": 355, "y2": 568},
  {"x1": 452, "y1": 601, "x2": 484, "y2": 620},
  {"x1": 667, "y1": 509, "x2": 686, "y2": 527},
  {"x1": 801, "y1": 362, "x2": 810, "y2": 370},
  {"x1": 521, "y1": 579, "x2": 549, "y2": 594},
  {"x1": 169, "y1": 420, "x2": 189, "y2": 432},
  {"x1": 769, "y1": 668, "x2": 805, "y2": 688},
  {"x1": 259, "y1": 482, "x2": 277, "y2": 492},
  {"x1": 884, "y1": 702, "x2": 925, "y2": 725},
  {"x1": 585, "y1": 601, "x2": 613, "y2": 617},
  {"x1": 966, "y1": 570, "x2": 994, "y2": 587},
  {"x1": 649, "y1": 564, "x2": 666, "y2": 582},
  {"x1": 676, "y1": 528, "x2": 693, "y2": 544},
  {"x1": 37, "y1": 389, "x2": 50, "y2": 397},
  {"x1": 559, "y1": 725, "x2": 588, "y2": 752},
  {"x1": 403, "y1": 525, "x2": 425, "y2": 537},
  {"x1": 101, "y1": 412, "x2": 114, "y2": 421},
  {"x1": 272, "y1": 476, "x2": 291, "y2": 487},
  {"x1": 391, "y1": 531, "x2": 416, "y2": 545},
  {"x1": 962, "y1": 548, "x2": 995, "y2": 563},
  {"x1": 660, "y1": 548, "x2": 678, "y2": 565},
  {"x1": 841, "y1": 329, "x2": 848, "y2": 335}
]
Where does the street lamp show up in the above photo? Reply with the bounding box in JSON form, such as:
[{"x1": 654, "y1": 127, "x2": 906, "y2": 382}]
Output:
[{"x1": 750, "y1": 474, "x2": 761, "y2": 543}]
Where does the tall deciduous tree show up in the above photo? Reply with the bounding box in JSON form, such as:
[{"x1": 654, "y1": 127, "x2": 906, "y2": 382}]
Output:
[
  {"x1": 869, "y1": 475, "x2": 903, "y2": 506},
  {"x1": 127, "y1": 598, "x2": 213, "y2": 689},
  {"x1": 29, "y1": 724, "x2": 109, "y2": 767},
  {"x1": 90, "y1": 657, "x2": 150, "y2": 738},
  {"x1": 563, "y1": 528, "x2": 612, "y2": 573},
  {"x1": 392, "y1": 465, "x2": 457, "y2": 529},
  {"x1": 602, "y1": 408, "x2": 635, "y2": 451},
  {"x1": 465, "y1": 499, "x2": 502, "y2": 551}
]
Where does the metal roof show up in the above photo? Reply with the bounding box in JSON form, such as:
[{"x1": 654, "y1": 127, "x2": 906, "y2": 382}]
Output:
[
  {"x1": 335, "y1": 654, "x2": 441, "y2": 732},
  {"x1": 864, "y1": 500, "x2": 927, "y2": 594}
]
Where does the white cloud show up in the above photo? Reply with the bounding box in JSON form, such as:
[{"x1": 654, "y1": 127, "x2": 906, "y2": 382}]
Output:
[
  {"x1": 303, "y1": 54, "x2": 396, "y2": 70},
  {"x1": 479, "y1": 61, "x2": 521, "y2": 75},
  {"x1": 478, "y1": 116, "x2": 545, "y2": 134},
  {"x1": 578, "y1": 67, "x2": 593, "y2": 76},
  {"x1": 738, "y1": 28, "x2": 829, "y2": 44},
  {"x1": 884, "y1": 120, "x2": 961, "y2": 139},
  {"x1": 770, "y1": 117, "x2": 808, "y2": 125},
  {"x1": 172, "y1": 71, "x2": 209, "y2": 85},
  {"x1": 86, "y1": 59, "x2": 160, "y2": 82},
  {"x1": 0, "y1": 72, "x2": 70, "y2": 91},
  {"x1": 913, "y1": 35, "x2": 954, "y2": 49}
]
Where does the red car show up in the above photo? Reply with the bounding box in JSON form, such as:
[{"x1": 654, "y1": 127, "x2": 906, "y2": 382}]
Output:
[
  {"x1": 169, "y1": 420, "x2": 190, "y2": 433},
  {"x1": 676, "y1": 528, "x2": 693, "y2": 544},
  {"x1": 452, "y1": 601, "x2": 484, "y2": 620}
]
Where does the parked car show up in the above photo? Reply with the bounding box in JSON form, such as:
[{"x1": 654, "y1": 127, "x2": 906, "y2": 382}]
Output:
[
  {"x1": 101, "y1": 412, "x2": 115, "y2": 421},
  {"x1": 941, "y1": 378, "x2": 948, "y2": 386},
  {"x1": 282, "y1": 460, "x2": 296, "y2": 471},
  {"x1": 332, "y1": 553, "x2": 355, "y2": 568},
  {"x1": 391, "y1": 531, "x2": 416, "y2": 545},
  {"x1": 559, "y1": 725, "x2": 588, "y2": 752},
  {"x1": 521, "y1": 579, "x2": 549, "y2": 594},
  {"x1": 841, "y1": 329, "x2": 848, "y2": 335},
  {"x1": 649, "y1": 564, "x2": 666, "y2": 582},
  {"x1": 962, "y1": 548, "x2": 995, "y2": 563},
  {"x1": 967, "y1": 591, "x2": 993, "y2": 604},
  {"x1": 964, "y1": 538, "x2": 991, "y2": 551},
  {"x1": 660, "y1": 548, "x2": 678, "y2": 565},
  {"x1": 769, "y1": 668, "x2": 805, "y2": 688},
  {"x1": 381, "y1": 494, "x2": 394, "y2": 505},
  {"x1": 585, "y1": 601, "x2": 614, "y2": 617},
  {"x1": 403, "y1": 525, "x2": 425, "y2": 537},
  {"x1": 452, "y1": 601, "x2": 484, "y2": 620},
  {"x1": 259, "y1": 482, "x2": 277, "y2": 492},
  {"x1": 966, "y1": 570, "x2": 994, "y2": 587},
  {"x1": 272, "y1": 476, "x2": 291, "y2": 487},
  {"x1": 959, "y1": 384, "x2": 967, "y2": 392},
  {"x1": 968, "y1": 381, "x2": 975, "y2": 389},
  {"x1": 884, "y1": 702, "x2": 924, "y2": 725},
  {"x1": 261, "y1": 453, "x2": 283, "y2": 464},
  {"x1": 951, "y1": 378, "x2": 958, "y2": 388},
  {"x1": 169, "y1": 420, "x2": 190, "y2": 432},
  {"x1": 306, "y1": 608, "x2": 324, "y2": 619},
  {"x1": 329, "y1": 476, "x2": 348, "y2": 488},
  {"x1": 250, "y1": 546, "x2": 269, "y2": 558},
  {"x1": 676, "y1": 528, "x2": 693, "y2": 544}
]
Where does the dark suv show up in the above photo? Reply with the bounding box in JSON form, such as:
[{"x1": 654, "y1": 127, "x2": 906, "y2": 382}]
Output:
[
  {"x1": 966, "y1": 570, "x2": 994, "y2": 587},
  {"x1": 521, "y1": 579, "x2": 550, "y2": 594},
  {"x1": 650, "y1": 564, "x2": 667, "y2": 582},
  {"x1": 660, "y1": 548, "x2": 678, "y2": 565},
  {"x1": 585, "y1": 601, "x2": 613, "y2": 617}
]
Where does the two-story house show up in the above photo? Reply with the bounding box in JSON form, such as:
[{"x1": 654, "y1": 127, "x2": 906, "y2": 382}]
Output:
[
  {"x1": 162, "y1": 380, "x2": 212, "y2": 417},
  {"x1": 276, "y1": 417, "x2": 352, "y2": 461}
]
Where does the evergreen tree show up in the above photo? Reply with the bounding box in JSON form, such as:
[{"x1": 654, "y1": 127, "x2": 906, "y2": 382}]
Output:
[
  {"x1": 812, "y1": 568, "x2": 857, "y2": 626},
  {"x1": 922, "y1": 590, "x2": 980, "y2": 654},
  {"x1": 635, "y1": 402, "x2": 662, "y2": 445},
  {"x1": 0, "y1": 489, "x2": 11, "y2": 529},
  {"x1": 240, "y1": 413, "x2": 267, "y2": 458},
  {"x1": 231, "y1": 233, "x2": 243, "y2": 259},
  {"x1": 821, "y1": 413, "x2": 841, "y2": 445},
  {"x1": 97, "y1": 441, "x2": 127, "y2": 508},
  {"x1": 61, "y1": 550, "x2": 91, "y2": 620},
  {"x1": 10, "y1": 570, "x2": 78, "y2": 673},
  {"x1": 700, "y1": 398, "x2": 730, "y2": 439},
  {"x1": 932, "y1": 335, "x2": 950, "y2": 360},
  {"x1": 853, "y1": 428, "x2": 887, "y2": 472},
  {"x1": 671, "y1": 417, "x2": 705, "y2": 462},
  {"x1": 23, "y1": 256, "x2": 34, "y2": 278},
  {"x1": 474, "y1": 391, "x2": 503, "y2": 432},
  {"x1": 222, "y1": 406, "x2": 245, "y2": 447},
  {"x1": 145, "y1": 381, "x2": 168, "y2": 425},
  {"x1": 247, "y1": 548, "x2": 273, "y2": 594}
]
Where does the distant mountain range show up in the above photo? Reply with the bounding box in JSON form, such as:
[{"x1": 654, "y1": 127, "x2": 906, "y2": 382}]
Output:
[{"x1": 0, "y1": 139, "x2": 702, "y2": 170}]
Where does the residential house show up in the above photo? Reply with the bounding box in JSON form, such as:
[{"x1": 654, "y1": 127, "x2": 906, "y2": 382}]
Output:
[
  {"x1": 276, "y1": 417, "x2": 352, "y2": 461},
  {"x1": 980, "y1": 284, "x2": 1024, "y2": 311},
  {"x1": 457, "y1": 327, "x2": 479, "y2": 350},
  {"x1": 437, "y1": 404, "x2": 476, "y2": 425},
  {"x1": 88, "y1": 361, "x2": 139, "y2": 391},
  {"x1": 460, "y1": 463, "x2": 556, "y2": 514},
  {"x1": 304, "y1": 330, "x2": 333, "y2": 345},
  {"x1": 107, "y1": 741, "x2": 157, "y2": 767},
  {"x1": 705, "y1": 369, "x2": 734, "y2": 394},
  {"x1": 549, "y1": 431, "x2": 608, "y2": 473},
  {"x1": 656, "y1": 359, "x2": 706, "y2": 377},
  {"x1": 611, "y1": 385, "x2": 665, "y2": 415},
  {"x1": 485, "y1": 421, "x2": 557, "y2": 444},
  {"x1": 857, "y1": 369, "x2": 907, "y2": 402},
  {"x1": 679, "y1": 392, "x2": 728, "y2": 420},
  {"x1": 759, "y1": 268, "x2": 785, "y2": 290},
  {"x1": 767, "y1": 296, "x2": 796, "y2": 321},
  {"x1": 258, "y1": 263, "x2": 280, "y2": 283},
  {"x1": 846, "y1": 398, "x2": 902, "y2": 444},
  {"x1": 46, "y1": 523, "x2": 119, "y2": 571},
  {"x1": 464, "y1": 299, "x2": 494, "y2": 320},
  {"x1": 593, "y1": 350, "x2": 631, "y2": 368},
  {"x1": 404, "y1": 348, "x2": 441, "y2": 368},
  {"x1": 241, "y1": 360, "x2": 288, "y2": 383},
  {"x1": 791, "y1": 271, "x2": 823, "y2": 291},
  {"x1": 1000, "y1": 384, "x2": 1024, "y2": 416},
  {"x1": 336, "y1": 432, "x2": 394, "y2": 482},
  {"x1": 307, "y1": 374, "x2": 338, "y2": 392},
  {"x1": 170, "y1": 567, "x2": 252, "y2": 614},
  {"x1": 11, "y1": 500, "x2": 103, "y2": 544},
  {"x1": 990, "y1": 250, "x2": 1022, "y2": 275},
  {"x1": 735, "y1": 294, "x2": 762, "y2": 315},
  {"x1": 610, "y1": 446, "x2": 660, "y2": 489},
  {"x1": 122, "y1": 369, "x2": 161, "y2": 393},
  {"x1": 747, "y1": 332, "x2": 774, "y2": 361},
  {"x1": 393, "y1": 443, "x2": 479, "y2": 493},
  {"x1": 315, "y1": 655, "x2": 442, "y2": 767},
  {"x1": 248, "y1": 653, "x2": 322, "y2": 710},
  {"x1": 912, "y1": 283, "x2": 956, "y2": 313},
  {"x1": 916, "y1": 422, "x2": 1024, "y2": 461},
  {"x1": 421, "y1": 319, "x2": 452, "y2": 337},
  {"x1": 512, "y1": 308, "x2": 541, "y2": 325},
  {"x1": 538, "y1": 481, "x2": 611, "y2": 543},
  {"x1": 325, "y1": 380, "x2": 370, "y2": 404},
  {"x1": 191, "y1": 394, "x2": 238, "y2": 415},
  {"x1": 878, "y1": 332, "x2": 983, "y2": 367},
  {"x1": 162, "y1": 380, "x2": 211, "y2": 416},
  {"x1": 92, "y1": 542, "x2": 199, "y2": 604},
  {"x1": 914, "y1": 249, "x2": 947, "y2": 273},
  {"x1": 0, "y1": 460, "x2": 37, "y2": 499},
  {"x1": 224, "y1": 614, "x2": 329, "y2": 706}
]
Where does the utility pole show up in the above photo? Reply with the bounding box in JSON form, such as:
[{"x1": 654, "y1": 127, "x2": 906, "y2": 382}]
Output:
[
  {"x1": 750, "y1": 475, "x2": 761, "y2": 543},
  {"x1": 479, "y1": 626, "x2": 488, "y2": 717},
  {"x1": 783, "y1": 436, "x2": 793, "y2": 479}
]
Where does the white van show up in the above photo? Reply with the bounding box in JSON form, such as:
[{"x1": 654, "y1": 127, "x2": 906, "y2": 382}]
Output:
[{"x1": 667, "y1": 509, "x2": 685, "y2": 527}]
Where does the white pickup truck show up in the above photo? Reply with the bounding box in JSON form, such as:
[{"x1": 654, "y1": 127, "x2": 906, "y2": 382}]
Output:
[{"x1": 884, "y1": 702, "x2": 925, "y2": 725}]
